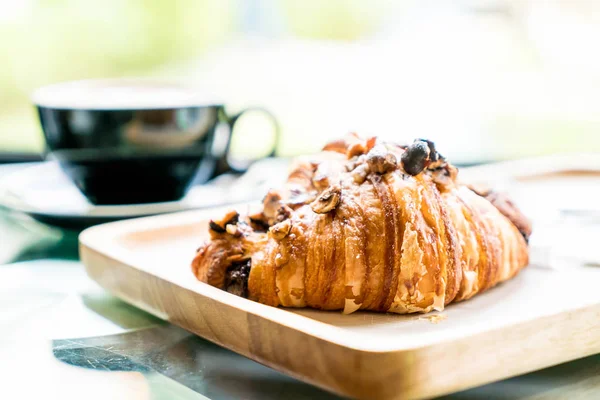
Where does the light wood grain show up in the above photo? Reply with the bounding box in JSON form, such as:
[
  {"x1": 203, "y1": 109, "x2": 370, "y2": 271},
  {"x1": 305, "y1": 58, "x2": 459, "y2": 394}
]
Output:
[{"x1": 79, "y1": 206, "x2": 600, "y2": 400}]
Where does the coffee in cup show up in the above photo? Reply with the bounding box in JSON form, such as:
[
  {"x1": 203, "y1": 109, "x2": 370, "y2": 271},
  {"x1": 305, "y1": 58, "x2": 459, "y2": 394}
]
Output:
[{"x1": 32, "y1": 79, "x2": 279, "y2": 205}]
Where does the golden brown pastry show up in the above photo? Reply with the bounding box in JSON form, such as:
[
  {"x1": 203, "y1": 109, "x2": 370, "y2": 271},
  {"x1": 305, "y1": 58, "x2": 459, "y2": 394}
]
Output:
[{"x1": 192, "y1": 134, "x2": 531, "y2": 314}]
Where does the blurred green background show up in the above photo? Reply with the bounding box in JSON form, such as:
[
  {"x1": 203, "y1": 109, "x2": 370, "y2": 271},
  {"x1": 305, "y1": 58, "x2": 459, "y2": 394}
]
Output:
[
  {"x1": 0, "y1": 0, "x2": 235, "y2": 151},
  {"x1": 1, "y1": 0, "x2": 599, "y2": 161}
]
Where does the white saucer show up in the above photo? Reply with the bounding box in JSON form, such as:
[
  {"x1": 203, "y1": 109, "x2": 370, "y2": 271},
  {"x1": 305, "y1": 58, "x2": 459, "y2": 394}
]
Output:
[{"x1": 0, "y1": 159, "x2": 289, "y2": 228}]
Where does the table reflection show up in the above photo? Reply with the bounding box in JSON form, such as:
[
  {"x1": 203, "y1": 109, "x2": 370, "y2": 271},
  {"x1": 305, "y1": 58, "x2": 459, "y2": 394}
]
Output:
[{"x1": 54, "y1": 325, "x2": 336, "y2": 400}]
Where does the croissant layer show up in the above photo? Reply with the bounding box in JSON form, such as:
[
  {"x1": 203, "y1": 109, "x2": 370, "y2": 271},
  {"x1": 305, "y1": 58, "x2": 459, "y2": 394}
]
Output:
[{"x1": 192, "y1": 135, "x2": 530, "y2": 314}]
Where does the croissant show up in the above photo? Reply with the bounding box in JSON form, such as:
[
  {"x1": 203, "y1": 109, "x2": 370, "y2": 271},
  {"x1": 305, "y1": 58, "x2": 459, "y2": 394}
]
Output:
[{"x1": 192, "y1": 134, "x2": 531, "y2": 314}]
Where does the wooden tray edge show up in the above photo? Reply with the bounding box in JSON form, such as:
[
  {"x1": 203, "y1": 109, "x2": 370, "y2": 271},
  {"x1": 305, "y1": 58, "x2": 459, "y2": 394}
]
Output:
[{"x1": 80, "y1": 240, "x2": 600, "y2": 400}]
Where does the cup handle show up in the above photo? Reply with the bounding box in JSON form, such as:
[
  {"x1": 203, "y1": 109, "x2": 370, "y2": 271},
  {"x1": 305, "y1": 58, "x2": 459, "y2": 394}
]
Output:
[{"x1": 217, "y1": 107, "x2": 280, "y2": 174}]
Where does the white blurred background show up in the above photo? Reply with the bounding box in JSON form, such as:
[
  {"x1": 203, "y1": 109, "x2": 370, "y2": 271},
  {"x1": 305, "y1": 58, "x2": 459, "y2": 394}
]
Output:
[{"x1": 1, "y1": 0, "x2": 599, "y2": 163}]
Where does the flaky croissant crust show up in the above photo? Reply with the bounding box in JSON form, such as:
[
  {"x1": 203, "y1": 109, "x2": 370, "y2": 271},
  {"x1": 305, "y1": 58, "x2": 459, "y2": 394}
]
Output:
[{"x1": 192, "y1": 134, "x2": 531, "y2": 314}]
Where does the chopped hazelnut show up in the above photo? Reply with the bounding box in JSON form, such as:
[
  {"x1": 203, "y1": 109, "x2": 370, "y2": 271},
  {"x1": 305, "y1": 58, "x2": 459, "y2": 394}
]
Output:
[
  {"x1": 263, "y1": 189, "x2": 284, "y2": 225},
  {"x1": 366, "y1": 144, "x2": 398, "y2": 174},
  {"x1": 312, "y1": 173, "x2": 329, "y2": 191},
  {"x1": 209, "y1": 210, "x2": 239, "y2": 233},
  {"x1": 263, "y1": 190, "x2": 282, "y2": 220},
  {"x1": 226, "y1": 224, "x2": 242, "y2": 237},
  {"x1": 347, "y1": 142, "x2": 368, "y2": 158},
  {"x1": 312, "y1": 162, "x2": 331, "y2": 190},
  {"x1": 275, "y1": 205, "x2": 293, "y2": 222},
  {"x1": 352, "y1": 163, "x2": 370, "y2": 184},
  {"x1": 311, "y1": 183, "x2": 342, "y2": 214},
  {"x1": 270, "y1": 219, "x2": 292, "y2": 240},
  {"x1": 322, "y1": 138, "x2": 349, "y2": 154},
  {"x1": 366, "y1": 136, "x2": 377, "y2": 150}
]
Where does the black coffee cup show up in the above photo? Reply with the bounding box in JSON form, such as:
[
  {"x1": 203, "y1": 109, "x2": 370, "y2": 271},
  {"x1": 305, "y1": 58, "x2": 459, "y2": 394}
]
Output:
[{"x1": 32, "y1": 79, "x2": 279, "y2": 205}]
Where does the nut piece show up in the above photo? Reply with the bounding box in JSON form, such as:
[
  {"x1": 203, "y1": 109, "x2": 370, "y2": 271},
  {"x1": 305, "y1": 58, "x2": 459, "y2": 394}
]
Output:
[
  {"x1": 226, "y1": 224, "x2": 242, "y2": 237},
  {"x1": 366, "y1": 136, "x2": 377, "y2": 151},
  {"x1": 345, "y1": 154, "x2": 366, "y2": 172},
  {"x1": 209, "y1": 210, "x2": 239, "y2": 233},
  {"x1": 270, "y1": 219, "x2": 292, "y2": 240},
  {"x1": 366, "y1": 144, "x2": 398, "y2": 174},
  {"x1": 263, "y1": 190, "x2": 283, "y2": 225},
  {"x1": 347, "y1": 142, "x2": 368, "y2": 159},
  {"x1": 401, "y1": 140, "x2": 431, "y2": 176},
  {"x1": 322, "y1": 138, "x2": 350, "y2": 155},
  {"x1": 275, "y1": 205, "x2": 293, "y2": 223},
  {"x1": 346, "y1": 134, "x2": 377, "y2": 158},
  {"x1": 312, "y1": 173, "x2": 329, "y2": 191},
  {"x1": 310, "y1": 183, "x2": 342, "y2": 214},
  {"x1": 352, "y1": 163, "x2": 370, "y2": 184},
  {"x1": 312, "y1": 162, "x2": 331, "y2": 190},
  {"x1": 430, "y1": 164, "x2": 458, "y2": 189}
]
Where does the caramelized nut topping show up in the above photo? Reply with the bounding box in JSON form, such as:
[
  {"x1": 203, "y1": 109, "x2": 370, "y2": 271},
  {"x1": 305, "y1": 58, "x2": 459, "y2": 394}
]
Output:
[
  {"x1": 322, "y1": 133, "x2": 376, "y2": 159},
  {"x1": 226, "y1": 224, "x2": 242, "y2": 237},
  {"x1": 222, "y1": 210, "x2": 239, "y2": 225},
  {"x1": 352, "y1": 163, "x2": 370, "y2": 184},
  {"x1": 270, "y1": 219, "x2": 292, "y2": 240},
  {"x1": 275, "y1": 205, "x2": 293, "y2": 223},
  {"x1": 313, "y1": 161, "x2": 335, "y2": 190},
  {"x1": 312, "y1": 173, "x2": 329, "y2": 191},
  {"x1": 263, "y1": 189, "x2": 283, "y2": 224},
  {"x1": 366, "y1": 144, "x2": 398, "y2": 174},
  {"x1": 345, "y1": 154, "x2": 366, "y2": 172},
  {"x1": 345, "y1": 156, "x2": 357, "y2": 172},
  {"x1": 209, "y1": 210, "x2": 240, "y2": 234},
  {"x1": 366, "y1": 136, "x2": 377, "y2": 151},
  {"x1": 346, "y1": 134, "x2": 377, "y2": 158},
  {"x1": 322, "y1": 138, "x2": 349, "y2": 154},
  {"x1": 430, "y1": 164, "x2": 458, "y2": 190},
  {"x1": 311, "y1": 183, "x2": 342, "y2": 214},
  {"x1": 347, "y1": 142, "x2": 368, "y2": 159}
]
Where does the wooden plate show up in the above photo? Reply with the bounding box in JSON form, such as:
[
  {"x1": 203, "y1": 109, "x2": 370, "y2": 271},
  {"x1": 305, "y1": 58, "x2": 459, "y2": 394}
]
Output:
[{"x1": 79, "y1": 205, "x2": 600, "y2": 400}]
